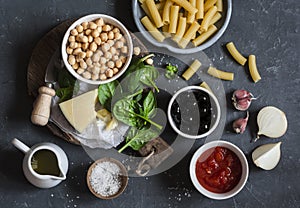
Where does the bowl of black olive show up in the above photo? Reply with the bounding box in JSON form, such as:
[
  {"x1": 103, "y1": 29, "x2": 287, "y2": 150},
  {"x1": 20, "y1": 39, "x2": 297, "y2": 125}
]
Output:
[{"x1": 167, "y1": 86, "x2": 221, "y2": 139}]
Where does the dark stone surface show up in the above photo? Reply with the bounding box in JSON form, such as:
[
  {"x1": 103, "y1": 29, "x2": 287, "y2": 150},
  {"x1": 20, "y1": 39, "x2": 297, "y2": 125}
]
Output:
[{"x1": 0, "y1": 0, "x2": 299, "y2": 207}]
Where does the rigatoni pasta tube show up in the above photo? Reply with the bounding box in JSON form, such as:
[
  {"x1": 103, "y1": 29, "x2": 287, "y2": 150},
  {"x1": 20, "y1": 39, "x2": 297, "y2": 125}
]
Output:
[
  {"x1": 207, "y1": 66, "x2": 234, "y2": 81},
  {"x1": 141, "y1": 16, "x2": 165, "y2": 42},
  {"x1": 216, "y1": 0, "x2": 223, "y2": 12},
  {"x1": 169, "y1": 5, "x2": 180, "y2": 33},
  {"x1": 162, "y1": 24, "x2": 171, "y2": 37},
  {"x1": 178, "y1": 21, "x2": 200, "y2": 48},
  {"x1": 200, "y1": 81, "x2": 212, "y2": 92},
  {"x1": 226, "y1": 42, "x2": 247, "y2": 66},
  {"x1": 204, "y1": 0, "x2": 217, "y2": 12},
  {"x1": 209, "y1": 12, "x2": 222, "y2": 26},
  {"x1": 248, "y1": 55, "x2": 261, "y2": 83},
  {"x1": 187, "y1": 0, "x2": 196, "y2": 24},
  {"x1": 193, "y1": 25, "x2": 217, "y2": 46},
  {"x1": 141, "y1": 3, "x2": 152, "y2": 19},
  {"x1": 170, "y1": 0, "x2": 198, "y2": 15},
  {"x1": 173, "y1": 17, "x2": 187, "y2": 43},
  {"x1": 162, "y1": 0, "x2": 173, "y2": 24},
  {"x1": 145, "y1": 0, "x2": 164, "y2": 28},
  {"x1": 195, "y1": 0, "x2": 204, "y2": 19},
  {"x1": 182, "y1": 59, "x2": 202, "y2": 80},
  {"x1": 200, "y1": 6, "x2": 217, "y2": 32}
]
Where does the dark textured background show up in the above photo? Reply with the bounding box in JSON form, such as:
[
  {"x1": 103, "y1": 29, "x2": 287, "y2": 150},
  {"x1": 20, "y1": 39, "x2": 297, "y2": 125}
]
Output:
[{"x1": 0, "y1": 0, "x2": 299, "y2": 207}]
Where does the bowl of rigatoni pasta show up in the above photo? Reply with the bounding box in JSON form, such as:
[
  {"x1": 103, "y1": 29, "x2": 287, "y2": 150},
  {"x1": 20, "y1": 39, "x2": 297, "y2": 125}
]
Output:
[{"x1": 132, "y1": 0, "x2": 232, "y2": 54}]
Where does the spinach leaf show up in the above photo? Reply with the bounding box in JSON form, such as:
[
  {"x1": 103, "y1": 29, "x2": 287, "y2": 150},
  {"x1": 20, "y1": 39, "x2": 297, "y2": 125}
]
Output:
[
  {"x1": 98, "y1": 80, "x2": 119, "y2": 110},
  {"x1": 118, "y1": 127, "x2": 159, "y2": 152},
  {"x1": 142, "y1": 90, "x2": 156, "y2": 118},
  {"x1": 139, "y1": 65, "x2": 159, "y2": 92},
  {"x1": 56, "y1": 69, "x2": 79, "y2": 102}
]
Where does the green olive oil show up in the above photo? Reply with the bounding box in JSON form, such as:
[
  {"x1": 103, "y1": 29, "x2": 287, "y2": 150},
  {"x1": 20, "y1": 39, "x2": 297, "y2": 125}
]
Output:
[{"x1": 31, "y1": 149, "x2": 60, "y2": 176}]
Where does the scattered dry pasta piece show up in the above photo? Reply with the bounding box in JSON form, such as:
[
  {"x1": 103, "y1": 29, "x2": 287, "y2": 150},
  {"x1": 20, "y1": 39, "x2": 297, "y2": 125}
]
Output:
[
  {"x1": 193, "y1": 24, "x2": 217, "y2": 46},
  {"x1": 226, "y1": 42, "x2": 247, "y2": 66},
  {"x1": 207, "y1": 66, "x2": 234, "y2": 81},
  {"x1": 169, "y1": 5, "x2": 180, "y2": 33},
  {"x1": 178, "y1": 21, "x2": 200, "y2": 48},
  {"x1": 145, "y1": 0, "x2": 164, "y2": 28},
  {"x1": 141, "y1": 16, "x2": 165, "y2": 42},
  {"x1": 248, "y1": 55, "x2": 261, "y2": 83},
  {"x1": 173, "y1": 16, "x2": 187, "y2": 43},
  {"x1": 216, "y1": 0, "x2": 223, "y2": 12},
  {"x1": 200, "y1": 81, "x2": 212, "y2": 92},
  {"x1": 182, "y1": 59, "x2": 202, "y2": 80}
]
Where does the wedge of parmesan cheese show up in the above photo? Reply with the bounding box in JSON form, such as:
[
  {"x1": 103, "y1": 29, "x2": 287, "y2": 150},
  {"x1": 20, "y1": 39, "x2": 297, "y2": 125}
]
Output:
[{"x1": 59, "y1": 89, "x2": 98, "y2": 133}]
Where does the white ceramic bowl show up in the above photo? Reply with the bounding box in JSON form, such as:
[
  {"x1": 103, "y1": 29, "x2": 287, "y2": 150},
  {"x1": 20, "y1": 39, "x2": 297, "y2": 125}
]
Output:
[
  {"x1": 132, "y1": 0, "x2": 232, "y2": 54},
  {"x1": 190, "y1": 140, "x2": 249, "y2": 200},
  {"x1": 61, "y1": 14, "x2": 133, "y2": 85},
  {"x1": 167, "y1": 86, "x2": 221, "y2": 139}
]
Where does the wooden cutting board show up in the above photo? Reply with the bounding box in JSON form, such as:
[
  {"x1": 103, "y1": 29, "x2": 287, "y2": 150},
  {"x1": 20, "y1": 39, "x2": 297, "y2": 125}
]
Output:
[{"x1": 27, "y1": 20, "x2": 147, "y2": 145}]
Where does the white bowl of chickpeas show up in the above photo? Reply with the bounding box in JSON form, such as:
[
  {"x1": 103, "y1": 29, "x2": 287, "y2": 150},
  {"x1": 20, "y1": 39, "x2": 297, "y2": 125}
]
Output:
[{"x1": 61, "y1": 14, "x2": 133, "y2": 84}]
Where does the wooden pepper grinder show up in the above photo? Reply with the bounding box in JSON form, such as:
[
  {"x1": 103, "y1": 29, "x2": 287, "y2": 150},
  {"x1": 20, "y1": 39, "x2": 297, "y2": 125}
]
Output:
[{"x1": 31, "y1": 84, "x2": 56, "y2": 126}]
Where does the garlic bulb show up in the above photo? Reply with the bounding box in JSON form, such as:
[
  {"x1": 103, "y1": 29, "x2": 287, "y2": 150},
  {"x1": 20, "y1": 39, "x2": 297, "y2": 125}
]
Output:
[
  {"x1": 256, "y1": 106, "x2": 287, "y2": 140},
  {"x1": 252, "y1": 142, "x2": 282, "y2": 170}
]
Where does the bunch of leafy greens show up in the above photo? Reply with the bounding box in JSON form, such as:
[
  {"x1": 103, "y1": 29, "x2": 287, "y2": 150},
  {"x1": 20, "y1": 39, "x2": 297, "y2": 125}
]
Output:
[
  {"x1": 125, "y1": 54, "x2": 159, "y2": 93},
  {"x1": 56, "y1": 69, "x2": 79, "y2": 102},
  {"x1": 165, "y1": 63, "x2": 178, "y2": 79}
]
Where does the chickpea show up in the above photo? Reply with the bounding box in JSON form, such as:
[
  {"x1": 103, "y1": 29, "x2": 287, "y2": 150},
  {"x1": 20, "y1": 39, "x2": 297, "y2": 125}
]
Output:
[
  {"x1": 72, "y1": 62, "x2": 79, "y2": 70},
  {"x1": 91, "y1": 66, "x2": 100, "y2": 74},
  {"x1": 71, "y1": 29, "x2": 78, "y2": 36},
  {"x1": 100, "y1": 65, "x2": 108, "y2": 73},
  {"x1": 146, "y1": 58, "x2": 153, "y2": 65},
  {"x1": 120, "y1": 36, "x2": 126, "y2": 43},
  {"x1": 100, "y1": 32, "x2": 108, "y2": 42},
  {"x1": 114, "y1": 32, "x2": 122, "y2": 40},
  {"x1": 81, "y1": 35, "x2": 88, "y2": 43},
  {"x1": 85, "y1": 29, "x2": 92, "y2": 36},
  {"x1": 86, "y1": 58, "x2": 93, "y2": 66},
  {"x1": 88, "y1": 22, "x2": 97, "y2": 30},
  {"x1": 95, "y1": 18, "x2": 104, "y2": 27},
  {"x1": 104, "y1": 52, "x2": 112, "y2": 60},
  {"x1": 112, "y1": 55, "x2": 119, "y2": 61},
  {"x1": 92, "y1": 29, "x2": 100, "y2": 38},
  {"x1": 66, "y1": 47, "x2": 73, "y2": 55},
  {"x1": 100, "y1": 57, "x2": 107, "y2": 65},
  {"x1": 91, "y1": 74, "x2": 99, "y2": 81},
  {"x1": 108, "y1": 31, "x2": 114, "y2": 40},
  {"x1": 107, "y1": 39, "x2": 114, "y2": 47},
  {"x1": 120, "y1": 55, "x2": 126, "y2": 63},
  {"x1": 78, "y1": 51, "x2": 86, "y2": 59},
  {"x1": 96, "y1": 26, "x2": 102, "y2": 33},
  {"x1": 69, "y1": 41, "x2": 78, "y2": 49},
  {"x1": 77, "y1": 68, "x2": 85, "y2": 75},
  {"x1": 107, "y1": 61, "x2": 115, "y2": 69},
  {"x1": 102, "y1": 24, "x2": 111, "y2": 32},
  {"x1": 76, "y1": 25, "x2": 83, "y2": 33},
  {"x1": 110, "y1": 46, "x2": 117, "y2": 55},
  {"x1": 133, "y1": 47, "x2": 141, "y2": 56},
  {"x1": 86, "y1": 66, "x2": 93, "y2": 72},
  {"x1": 88, "y1": 35, "x2": 93, "y2": 43},
  {"x1": 121, "y1": 46, "x2": 128, "y2": 54},
  {"x1": 89, "y1": 42, "x2": 97, "y2": 52},
  {"x1": 115, "y1": 59, "x2": 123, "y2": 68},
  {"x1": 68, "y1": 35, "x2": 75, "y2": 42},
  {"x1": 94, "y1": 37, "x2": 101, "y2": 45},
  {"x1": 82, "y1": 71, "x2": 92, "y2": 79},
  {"x1": 77, "y1": 43, "x2": 82, "y2": 48},
  {"x1": 86, "y1": 50, "x2": 93, "y2": 58},
  {"x1": 113, "y1": 67, "x2": 119, "y2": 74},
  {"x1": 68, "y1": 55, "x2": 76, "y2": 65},
  {"x1": 80, "y1": 60, "x2": 88, "y2": 69},
  {"x1": 115, "y1": 40, "x2": 124, "y2": 49},
  {"x1": 101, "y1": 43, "x2": 110, "y2": 52},
  {"x1": 105, "y1": 69, "x2": 114, "y2": 78},
  {"x1": 82, "y1": 42, "x2": 89, "y2": 50},
  {"x1": 99, "y1": 73, "x2": 107, "y2": 80},
  {"x1": 92, "y1": 53, "x2": 100, "y2": 62},
  {"x1": 81, "y1": 22, "x2": 88, "y2": 30},
  {"x1": 112, "y1": 28, "x2": 120, "y2": 33},
  {"x1": 73, "y1": 48, "x2": 82, "y2": 55}
]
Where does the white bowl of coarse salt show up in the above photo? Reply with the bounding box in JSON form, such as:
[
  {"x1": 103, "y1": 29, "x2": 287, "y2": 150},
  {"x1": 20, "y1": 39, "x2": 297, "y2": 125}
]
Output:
[{"x1": 87, "y1": 157, "x2": 128, "y2": 199}]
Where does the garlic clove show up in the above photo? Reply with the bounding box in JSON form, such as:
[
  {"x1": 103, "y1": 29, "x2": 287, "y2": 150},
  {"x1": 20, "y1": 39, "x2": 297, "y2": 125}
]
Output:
[
  {"x1": 257, "y1": 106, "x2": 288, "y2": 139},
  {"x1": 252, "y1": 142, "x2": 282, "y2": 170},
  {"x1": 233, "y1": 111, "x2": 249, "y2": 134},
  {"x1": 232, "y1": 89, "x2": 255, "y2": 111}
]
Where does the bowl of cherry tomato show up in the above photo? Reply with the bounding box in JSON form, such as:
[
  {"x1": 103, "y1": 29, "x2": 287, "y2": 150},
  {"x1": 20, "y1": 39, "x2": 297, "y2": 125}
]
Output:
[{"x1": 189, "y1": 140, "x2": 248, "y2": 200}]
